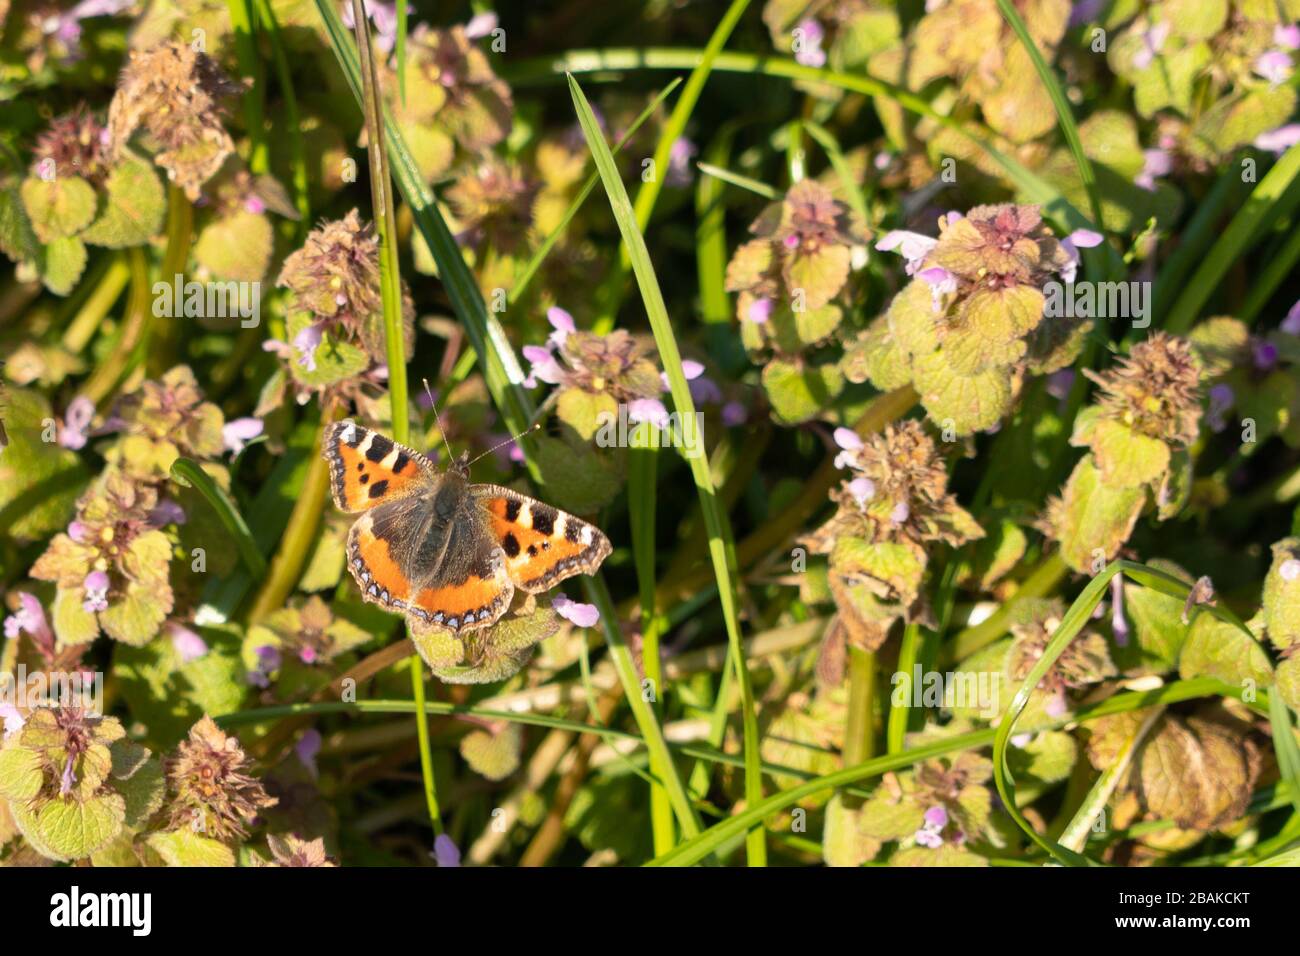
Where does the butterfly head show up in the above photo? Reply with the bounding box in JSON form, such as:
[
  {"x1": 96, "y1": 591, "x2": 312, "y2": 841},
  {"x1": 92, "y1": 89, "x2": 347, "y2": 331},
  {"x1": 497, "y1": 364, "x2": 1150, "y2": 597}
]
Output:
[{"x1": 449, "y1": 449, "x2": 473, "y2": 480}]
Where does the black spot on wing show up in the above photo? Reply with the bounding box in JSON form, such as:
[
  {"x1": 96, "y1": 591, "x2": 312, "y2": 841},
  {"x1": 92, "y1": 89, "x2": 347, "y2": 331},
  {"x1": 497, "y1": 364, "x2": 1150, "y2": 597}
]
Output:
[
  {"x1": 392, "y1": 451, "x2": 410, "y2": 474},
  {"x1": 369, "y1": 479, "x2": 389, "y2": 499},
  {"x1": 502, "y1": 532, "x2": 520, "y2": 557},
  {"x1": 504, "y1": 498, "x2": 521, "y2": 522},
  {"x1": 359, "y1": 473, "x2": 369, "y2": 484},
  {"x1": 565, "y1": 520, "x2": 581, "y2": 543},
  {"x1": 366, "y1": 434, "x2": 394, "y2": 462},
  {"x1": 531, "y1": 504, "x2": 556, "y2": 536}
]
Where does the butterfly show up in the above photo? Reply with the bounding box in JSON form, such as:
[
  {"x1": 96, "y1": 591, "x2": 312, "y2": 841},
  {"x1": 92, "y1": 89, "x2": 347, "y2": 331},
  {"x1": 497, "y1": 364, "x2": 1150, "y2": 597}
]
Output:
[{"x1": 322, "y1": 419, "x2": 611, "y2": 633}]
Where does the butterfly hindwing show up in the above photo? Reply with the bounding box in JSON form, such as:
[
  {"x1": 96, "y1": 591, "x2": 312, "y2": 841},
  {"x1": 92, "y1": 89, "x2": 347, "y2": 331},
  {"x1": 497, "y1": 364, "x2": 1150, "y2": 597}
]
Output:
[
  {"x1": 473, "y1": 485, "x2": 612, "y2": 593},
  {"x1": 324, "y1": 419, "x2": 434, "y2": 513}
]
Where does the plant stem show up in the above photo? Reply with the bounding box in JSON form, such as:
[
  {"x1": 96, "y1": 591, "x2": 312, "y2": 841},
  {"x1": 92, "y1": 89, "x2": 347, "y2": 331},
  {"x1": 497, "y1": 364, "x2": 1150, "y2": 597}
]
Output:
[{"x1": 62, "y1": 252, "x2": 128, "y2": 353}]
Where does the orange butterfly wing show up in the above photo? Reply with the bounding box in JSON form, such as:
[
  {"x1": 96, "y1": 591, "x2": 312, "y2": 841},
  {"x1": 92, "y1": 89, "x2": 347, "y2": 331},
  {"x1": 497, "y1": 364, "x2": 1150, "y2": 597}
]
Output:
[
  {"x1": 324, "y1": 420, "x2": 433, "y2": 513},
  {"x1": 474, "y1": 486, "x2": 612, "y2": 593}
]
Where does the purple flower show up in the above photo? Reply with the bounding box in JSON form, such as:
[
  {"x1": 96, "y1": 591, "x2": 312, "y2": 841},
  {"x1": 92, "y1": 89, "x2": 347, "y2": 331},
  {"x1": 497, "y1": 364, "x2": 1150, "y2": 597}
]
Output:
[
  {"x1": 1207, "y1": 384, "x2": 1234, "y2": 433},
  {"x1": 522, "y1": 345, "x2": 563, "y2": 388},
  {"x1": 1060, "y1": 229, "x2": 1104, "y2": 283},
  {"x1": 58, "y1": 396, "x2": 95, "y2": 450},
  {"x1": 1135, "y1": 149, "x2": 1172, "y2": 191},
  {"x1": 876, "y1": 230, "x2": 936, "y2": 275},
  {"x1": 1284, "y1": 299, "x2": 1300, "y2": 335},
  {"x1": 1069, "y1": 0, "x2": 1105, "y2": 27},
  {"x1": 890, "y1": 501, "x2": 910, "y2": 525},
  {"x1": 546, "y1": 307, "x2": 575, "y2": 348},
  {"x1": 341, "y1": 0, "x2": 410, "y2": 54},
  {"x1": 82, "y1": 570, "x2": 110, "y2": 613},
  {"x1": 1255, "y1": 124, "x2": 1300, "y2": 155},
  {"x1": 832, "y1": 427, "x2": 863, "y2": 469},
  {"x1": 1133, "y1": 21, "x2": 1169, "y2": 70},
  {"x1": 465, "y1": 11, "x2": 499, "y2": 39},
  {"x1": 918, "y1": 266, "x2": 957, "y2": 310},
  {"x1": 1276, "y1": 24, "x2": 1300, "y2": 50},
  {"x1": 60, "y1": 753, "x2": 77, "y2": 796},
  {"x1": 433, "y1": 834, "x2": 461, "y2": 867},
  {"x1": 223, "y1": 416, "x2": 264, "y2": 456},
  {"x1": 746, "y1": 297, "x2": 774, "y2": 324},
  {"x1": 149, "y1": 499, "x2": 187, "y2": 527},
  {"x1": 914, "y1": 805, "x2": 948, "y2": 848},
  {"x1": 1254, "y1": 340, "x2": 1280, "y2": 371},
  {"x1": 793, "y1": 18, "x2": 826, "y2": 68},
  {"x1": 1046, "y1": 369, "x2": 1075, "y2": 401},
  {"x1": 244, "y1": 196, "x2": 266, "y2": 215},
  {"x1": 689, "y1": 376, "x2": 723, "y2": 405},
  {"x1": 0, "y1": 701, "x2": 24, "y2": 740},
  {"x1": 1256, "y1": 51, "x2": 1293, "y2": 86},
  {"x1": 291, "y1": 322, "x2": 325, "y2": 373},
  {"x1": 248, "y1": 645, "x2": 282, "y2": 688},
  {"x1": 553, "y1": 594, "x2": 600, "y2": 629},
  {"x1": 721, "y1": 401, "x2": 747, "y2": 426},
  {"x1": 847, "y1": 477, "x2": 876, "y2": 507},
  {"x1": 296, "y1": 729, "x2": 322, "y2": 779},
  {"x1": 627, "y1": 398, "x2": 670, "y2": 428},
  {"x1": 1281, "y1": 558, "x2": 1300, "y2": 582},
  {"x1": 168, "y1": 622, "x2": 209, "y2": 663},
  {"x1": 667, "y1": 137, "x2": 697, "y2": 187},
  {"x1": 68, "y1": 520, "x2": 90, "y2": 543},
  {"x1": 1110, "y1": 574, "x2": 1129, "y2": 647},
  {"x1": 4, "y1": 593, "x2": 52, "y2": 646}
]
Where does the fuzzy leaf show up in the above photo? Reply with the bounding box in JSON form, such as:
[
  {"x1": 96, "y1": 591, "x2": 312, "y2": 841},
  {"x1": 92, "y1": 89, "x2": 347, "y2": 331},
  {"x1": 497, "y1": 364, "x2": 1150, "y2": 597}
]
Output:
[
  {"x1": 912, "y1": 351, "x2": 1013, "y2": 435},
  {"x1": 81, "y1": 155, "x2": 166, "y2": 248},
  {"x1": 761, "y1": 359, "x2": 845, "y2": 425},
  {"x1": 194, "y1": 210, "x2": 273, "y2": 282},
  {"x1": 20, "y1": 176, "x2": 97, "y2": 242},
  {"x1": 459, "y1": 724, "x2": 522, "y2": 781},
  {"x1": 0, "y1": 388, "x2": 89, "y2": 543},
  {"x1": 1049, "y1": 455, "x2": 1146, "y2": 573},
  {"x1": 146, "y1": 828, "x2": 236, "y2": 867},
  {"x1": 1178, "y1": 615, "x2": 1272, "y2": 689},
  {"x1": 40, "y1": 236, "x2": 87, "y2": 296},
  {"x1": 21, "y1": 794, "x2": 125, "y2": 862}
]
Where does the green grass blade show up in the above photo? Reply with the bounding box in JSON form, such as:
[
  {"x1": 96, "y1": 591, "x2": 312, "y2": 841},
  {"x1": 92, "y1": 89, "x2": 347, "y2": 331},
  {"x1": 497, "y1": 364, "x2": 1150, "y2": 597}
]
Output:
[
  {"x1": 347, "y1": 0, "x2": 441, "y2": 836},
  {"x1": 1268, "y1": 691, "x2": 1300, "y2": 817},
  {"x1": 650, "y1": 676, "x2": 1258, "y2": 866},
  {"x1": 569, "y1": 73, "x2": 766, "y2": 865},
  {"x1": 170, "y1": 457, "x2": 267, "y2": 578},
  {"x1": 630, "y1": 0, "x2": 751, "y2": 235},
  {"x1": 508, "y1": 48, "x2": 1110, "y2": 240},
  {"x1": 696, "y1": 162, "x2": 781, "y2": 200},
  {"x1": 993, "y1": 0, "x2": 1103, "y2": 229},
  {"x1": 1165, "y1": 143, "x2": 1300, "y2": 333},
  {"x1": 511, "y1": 77, "x2": 683, "y2": 306},
  {"x1": 1151, "y1": 166, "x2": 1248, "y2": 322},
  {"x1": 802, "y1": 121, "x2": 870, "y2": 224},
  {"x1": 695, "y1": 129, "x2": 734, "y2": 326}
]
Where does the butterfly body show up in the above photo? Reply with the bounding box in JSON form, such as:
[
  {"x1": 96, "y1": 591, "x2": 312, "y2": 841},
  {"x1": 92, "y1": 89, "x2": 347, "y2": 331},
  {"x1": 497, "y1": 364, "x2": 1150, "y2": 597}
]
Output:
[{"x1": 323, "y1": 420, "x2": 611, "y2": 633}]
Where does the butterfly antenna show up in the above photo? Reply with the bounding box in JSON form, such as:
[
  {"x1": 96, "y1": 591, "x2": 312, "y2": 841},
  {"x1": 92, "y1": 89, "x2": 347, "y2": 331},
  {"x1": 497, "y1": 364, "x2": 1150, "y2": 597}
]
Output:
[
  {"x1": 466, "y1": 422, "x2": 541, "y2": 468},
  {"x1": 422, "y1": 378, "x2": 457, "y2": 464}
]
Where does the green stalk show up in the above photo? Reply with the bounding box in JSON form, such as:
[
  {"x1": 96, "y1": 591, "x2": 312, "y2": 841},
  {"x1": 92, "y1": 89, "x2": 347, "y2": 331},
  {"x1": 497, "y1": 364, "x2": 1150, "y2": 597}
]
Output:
[
  {"x1": 252, "y1": 0, "x2": 310, "y2": 227},
  {"x1": 695, "y1": 129, "x2": 734, "y2": 326},
  {"x1": 630, "y1": 0, "x2": 751, "y2": 239},
  {"x1": 697, "y1": 162, "x2": 780, "y2": 199},
  {"x1": 886, "y1": 623, "x2": 921, "y2": 754},
  {"x1": 350, "y1": 0, "x2": 441, "y2": 836},
  {"x1": 571, "y1": 74, "x2": 765, "y2": 864},
  {"x1": 313, "y1": 0, "x2": 701, "y2": 834},
  {"x1": 1165, "y1": 142, "x2": 1300, "y2": 333},
  {"x1": 628, "y1": 424, "x2": 674, "y2": 854},
  {"x1": 62, "y1": 253, "x2": 128, "y2": 353},
  {"x1": 225, "y1": 0, "x2": 268, "y2": 174},
  {"x1": 843, "y1": 647, "x2": 876, "y2": 768},
  {"x1": 994, "y1": 0, "x2": 1103, "y2": 229}
]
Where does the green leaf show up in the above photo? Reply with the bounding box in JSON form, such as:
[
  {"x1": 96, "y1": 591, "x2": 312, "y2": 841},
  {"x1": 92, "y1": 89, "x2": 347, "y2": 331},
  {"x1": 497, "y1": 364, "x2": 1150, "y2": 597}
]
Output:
[
  {"x1": 20, "y1": 176, "x2": 97, "y2": 242},
  {"x1": 0, "y1": 388, "x2": 89, "y2": 543},
  {"x1": 146, "y1": 828, "x2": 236, "y2": 867},
  {"x1": 1049, "y1": 455, "x2": 1146, "y2": 573},
  {"x1": 286, "y1": 311, "x2": 370, "y2": 388},
  {"x1": 911, "y1": 351, "x2": 1013, "y2": 436},
  {"x1": 193, "y1": 209, "x2": 274, "y2": 281},
  {"x1": 459, "y1": 724, "x2": 523, "y2": 781},
  {"x1": 21, "y1": 794, "x2": 125, "y2": 862},
  {"x1": 40, "y1": 235, "x2": 87, "y2": 296},
  {"x1": 81, "y1": 155, "x2": 166, "y2": 248},
  {"x1": 0, "y1": 747, "x2": 45, "y2": 802},
  {"x1": 0, "y1": 185, "x2": 39, "y2": 264},
  {"x1": 412, "y1": 602, "x2": 561, "y2": 685},
  {"x1": 761, "y1": 358, "x2": 844, "y2": 424},
  {"x1": 1178, "y1": 615, "x2": 1273, "y2": 690}
]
